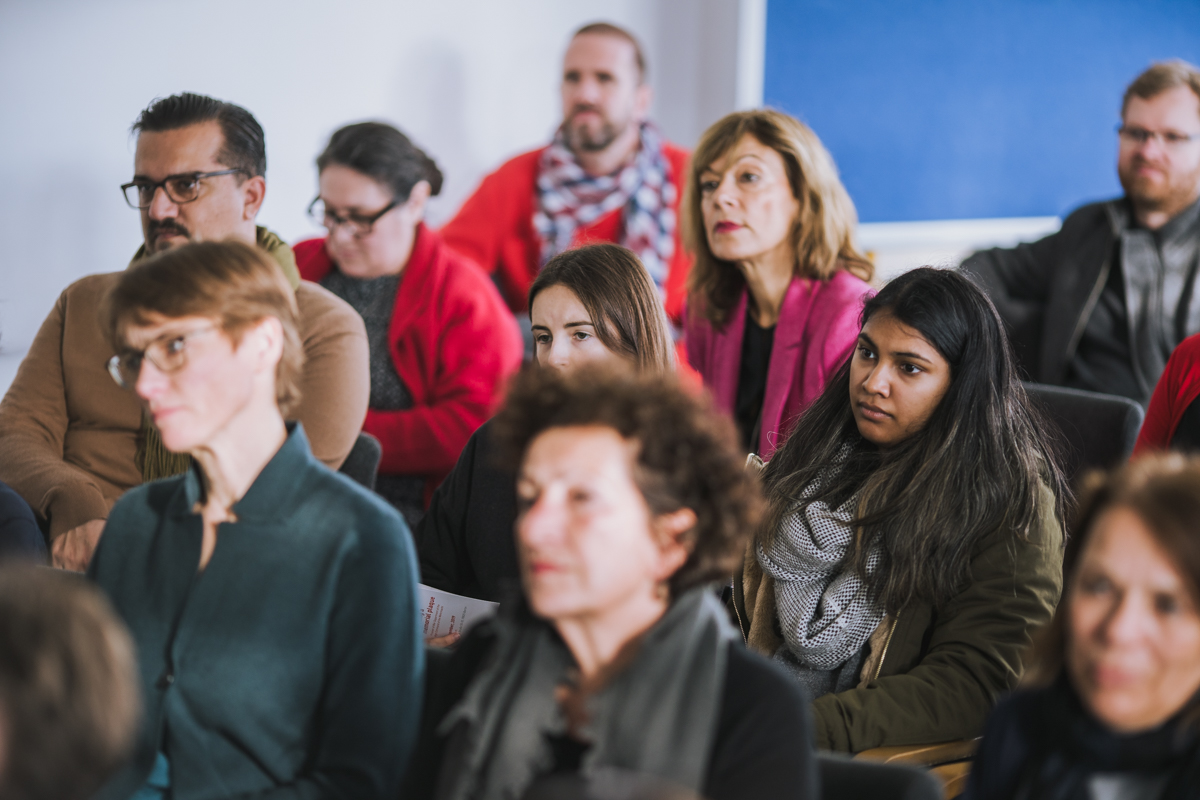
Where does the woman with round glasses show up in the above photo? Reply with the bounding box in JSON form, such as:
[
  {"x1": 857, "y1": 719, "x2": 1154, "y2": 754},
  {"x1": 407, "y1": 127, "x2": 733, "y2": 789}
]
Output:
[
  {"x1": 295, "y1": 122, "x2": 523, "y2": 527},
  {"x1": 90, "y1": 240, "x2": 423, "y2": 800}
]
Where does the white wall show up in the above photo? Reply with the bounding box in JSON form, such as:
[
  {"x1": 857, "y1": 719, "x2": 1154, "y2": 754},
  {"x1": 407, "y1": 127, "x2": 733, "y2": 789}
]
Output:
[{"x1": 0, "y1": 0, "x2": 762, "y2": 393}]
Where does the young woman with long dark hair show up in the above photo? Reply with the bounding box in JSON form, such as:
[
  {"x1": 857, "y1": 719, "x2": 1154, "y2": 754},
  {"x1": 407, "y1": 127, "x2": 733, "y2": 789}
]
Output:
[{"x1": 733, "y1": 267, "x2": 1069, "y2": 752}]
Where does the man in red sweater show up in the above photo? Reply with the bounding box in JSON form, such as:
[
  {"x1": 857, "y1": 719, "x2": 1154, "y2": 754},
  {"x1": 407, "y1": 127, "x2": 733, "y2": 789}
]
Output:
[{"x1": 440, "y1": 22, "x2": 692, "y2": 325}]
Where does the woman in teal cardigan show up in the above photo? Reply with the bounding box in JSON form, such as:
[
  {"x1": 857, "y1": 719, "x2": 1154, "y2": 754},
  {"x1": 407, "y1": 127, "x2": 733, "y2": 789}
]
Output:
[{"x1": 88, "y1": 241, "x2": 423, "y2": 800}]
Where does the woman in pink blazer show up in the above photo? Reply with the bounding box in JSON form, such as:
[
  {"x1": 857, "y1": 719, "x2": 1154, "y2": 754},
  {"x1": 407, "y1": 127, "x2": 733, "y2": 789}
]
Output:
[{"x1": 683, "y1": 110, "x2": 875, "y2": 457}]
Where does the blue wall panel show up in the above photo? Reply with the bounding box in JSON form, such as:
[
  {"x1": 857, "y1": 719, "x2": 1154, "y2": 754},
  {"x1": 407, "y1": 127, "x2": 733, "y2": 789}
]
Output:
[{"x1": 763, "y1": 0, "x2": 1200, "y2": 222}]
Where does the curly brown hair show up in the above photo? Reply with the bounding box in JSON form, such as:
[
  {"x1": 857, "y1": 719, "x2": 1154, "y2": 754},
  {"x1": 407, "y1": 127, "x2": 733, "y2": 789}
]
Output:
[{"x1": 491, "y1": 364, "x2": 762, "y2": 596}]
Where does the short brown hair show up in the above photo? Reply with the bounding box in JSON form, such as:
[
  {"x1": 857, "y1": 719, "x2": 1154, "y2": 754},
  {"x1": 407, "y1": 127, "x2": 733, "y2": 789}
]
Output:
[
  {"x1": 528, "y1": 244, "x2": 675, "y2": 375},
  {"x1": 0, "y1": 566, "x2": 140, "y2": 800},
  {"x1": 104, "y1": 240, "x2": 304, "y2": 416},
  {"x1": 493, "y1": 364, "x2": 762, "y2": 597},
  {"x1": 573, "y1": 22, "x2": 646, "y2": 83},
  {"x1": 1122, "y1": 59, "x2": 1200, "y2": 117},
  {"x1": 684, "y1": 109, "x2": 874, "y2": 329},
  {"x1": 1025, "y1": 453, "x2": 1200, "y2": 728}
]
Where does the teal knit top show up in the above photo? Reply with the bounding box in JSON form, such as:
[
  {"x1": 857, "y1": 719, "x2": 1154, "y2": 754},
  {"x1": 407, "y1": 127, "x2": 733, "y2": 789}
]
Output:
[{"x1": 89, "y1": 424, "x2": 423, "y2": 799}]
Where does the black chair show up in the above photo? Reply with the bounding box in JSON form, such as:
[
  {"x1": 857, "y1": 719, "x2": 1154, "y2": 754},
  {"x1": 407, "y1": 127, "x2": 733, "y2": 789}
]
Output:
[
  {"x1": 1023, "y1": 383, "x2": 1145, "y2": 488},
  {"x1": 820, "y1": 754, "x2": 942, "y2": 800},
  {"x1": 338, "y1": 432, "x2": 382, "y2": 492}
]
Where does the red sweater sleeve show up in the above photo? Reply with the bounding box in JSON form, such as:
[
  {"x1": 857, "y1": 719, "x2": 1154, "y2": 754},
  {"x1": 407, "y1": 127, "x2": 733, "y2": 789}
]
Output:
[{"x1": 1135, "y1": 334, "x2": 1200, "y2": 453}]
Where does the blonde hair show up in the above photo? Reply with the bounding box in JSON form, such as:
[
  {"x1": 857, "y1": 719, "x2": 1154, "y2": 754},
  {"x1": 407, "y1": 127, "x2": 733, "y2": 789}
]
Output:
[
  {"x1": 683, "y1": 108, "x2": 874, "y2": 328},
  {"x1": 104, "y1": 240, "x2": 304, "y2": 416}
]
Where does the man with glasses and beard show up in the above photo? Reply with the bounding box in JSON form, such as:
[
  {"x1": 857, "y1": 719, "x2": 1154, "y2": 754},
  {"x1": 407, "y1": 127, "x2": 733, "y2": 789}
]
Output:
[
  {"x1": 963, "y1": 60, "x2": 1200, "y2": 406},
  {"x1": 441, "y1": 22, "x2": 692, "y2": 331},
  {"x1": 0, "y1": 93, "x2": 368, "y2": 572}
]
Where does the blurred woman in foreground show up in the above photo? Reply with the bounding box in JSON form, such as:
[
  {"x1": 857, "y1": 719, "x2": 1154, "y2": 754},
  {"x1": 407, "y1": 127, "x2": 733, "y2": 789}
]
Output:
[
  {"x1": 416, "y1": 243, "x2": 675, "y2": 605},
  {"x1": 418, "y1": 366, "x2": 816, "y2": 800},
  {"x1": 90, "y1": 241, "x2": 422, "y2": 800},
  {"x1": 967, "y1": 454, "x2": 1200, "y2": 799}
]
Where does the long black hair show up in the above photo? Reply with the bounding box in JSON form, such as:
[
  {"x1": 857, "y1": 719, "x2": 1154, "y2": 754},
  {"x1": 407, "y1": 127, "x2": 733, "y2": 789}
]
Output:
[{"x1": 760, "y1": 267, "x2": 1068, "y2": 613}]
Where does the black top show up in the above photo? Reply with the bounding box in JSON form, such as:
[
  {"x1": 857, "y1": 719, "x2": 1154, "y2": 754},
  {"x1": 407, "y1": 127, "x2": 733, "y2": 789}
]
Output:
[
  {"x1": 1171, "y1": 394, "x2": 1200, "y2": 452},
  {"x1": 964, "y1": 677, "x2": 1200, "y2": 800},
  {"x1": 735, "y1": 315, "x2": 776, "y2": 453},
  {"x1": 0, "y1": 480, "x2": 45, "y2": 561},
  {"x1": 1065, "y1": 254, "x2": 1142, "y2": 401},
  {"x1": 415, "y1": 419, "x2": 520, "y2": 602},
  {"x1": 406, "y1": 622, "x2": 817, "y2": 800}
]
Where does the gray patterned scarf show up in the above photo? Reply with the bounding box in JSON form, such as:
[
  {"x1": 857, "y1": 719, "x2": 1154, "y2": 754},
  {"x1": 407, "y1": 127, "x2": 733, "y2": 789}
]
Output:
[
  {"x1": 534, "y1": 122, "x2": 676, "y2": 291},
  {"x1": 757, "y1": 449, "x2": 884, "y2": 671}
]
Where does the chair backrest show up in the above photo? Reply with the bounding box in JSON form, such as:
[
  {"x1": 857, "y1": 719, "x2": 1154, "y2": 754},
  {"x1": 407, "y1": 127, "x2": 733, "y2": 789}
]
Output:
[
  {"x1": 1023, "y1": 383, "x2": 1145, "y2": 488},
  {"x1": 338, "y1": 432, "x2": 382, "y2": 492},
  {"x1": 819, "y1": 754, "x2": 942, "y2": 800}
]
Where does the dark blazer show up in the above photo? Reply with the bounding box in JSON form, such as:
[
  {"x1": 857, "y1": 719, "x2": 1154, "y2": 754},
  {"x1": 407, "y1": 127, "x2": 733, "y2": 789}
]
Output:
[
  {"x1": 415, "y1": 419, "x2": 520, "y2": 602},
  {"x1": 961, "y1": 201, "x2": 1122, "y2": 385},
  {"x1": 89, "y1": 424, "x2": 424, "y2": 800}
]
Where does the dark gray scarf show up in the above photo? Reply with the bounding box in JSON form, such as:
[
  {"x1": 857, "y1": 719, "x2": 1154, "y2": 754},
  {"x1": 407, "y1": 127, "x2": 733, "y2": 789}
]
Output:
[{"x1": 437, "y1": 588, "x2": 737, "y2": 800}]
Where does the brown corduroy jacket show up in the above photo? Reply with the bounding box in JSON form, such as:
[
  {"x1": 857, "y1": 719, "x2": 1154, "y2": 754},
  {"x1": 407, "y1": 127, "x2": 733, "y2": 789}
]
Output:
[{"x1": 0, "y1": 232, "x2": 369, "y2": 539}]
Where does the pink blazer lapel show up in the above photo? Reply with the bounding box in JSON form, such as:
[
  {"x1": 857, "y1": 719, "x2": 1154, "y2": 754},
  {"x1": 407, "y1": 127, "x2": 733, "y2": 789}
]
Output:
[
  {"x1": 760, "y1": 278, "x2": 816, "y2": 455},
  {"x1": 708, "y1": 290, "x2": 749, "y2": 415}
]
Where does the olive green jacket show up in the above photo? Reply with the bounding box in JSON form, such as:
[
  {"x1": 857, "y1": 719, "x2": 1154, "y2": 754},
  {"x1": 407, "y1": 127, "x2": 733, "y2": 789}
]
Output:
[{"x1": 732, "y1": 484, "x2": 1064, "y2": 753}]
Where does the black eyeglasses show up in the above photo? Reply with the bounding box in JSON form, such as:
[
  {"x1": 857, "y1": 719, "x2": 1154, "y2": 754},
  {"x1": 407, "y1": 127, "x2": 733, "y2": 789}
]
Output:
[
  {"x1": 121, "y1": 169, "x2": 248, "y2": 209},
  {"x1": 307, "y1": 197, "x2": 399, "y2": 237}
]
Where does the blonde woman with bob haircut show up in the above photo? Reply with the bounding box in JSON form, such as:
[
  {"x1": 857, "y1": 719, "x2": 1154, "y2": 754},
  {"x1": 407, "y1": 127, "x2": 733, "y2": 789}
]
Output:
[
  {"x1": 684, "y1": 109, "x2": 874, "y2": 457},
  {"x1": 87, "y1": 241, "x2": 422, "y2": 800}
]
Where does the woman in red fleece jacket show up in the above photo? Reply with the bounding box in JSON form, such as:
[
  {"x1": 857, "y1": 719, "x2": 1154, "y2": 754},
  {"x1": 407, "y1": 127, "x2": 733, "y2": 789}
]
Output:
[{"x1": 295, "y1": 122, "x2": 523, "y2": 526}]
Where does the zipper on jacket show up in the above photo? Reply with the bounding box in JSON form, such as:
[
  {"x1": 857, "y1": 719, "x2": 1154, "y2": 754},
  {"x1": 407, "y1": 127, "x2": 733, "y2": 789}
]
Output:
[
  {"x1": 873, "y1": 616, "x2": 899, "y2": 681},
  {"x1": 731, "y1": 581, "x2": 749, "y2": 644},
  {"x1": 1065, "y1": 254, "x2": 1112, "y2": 364}
]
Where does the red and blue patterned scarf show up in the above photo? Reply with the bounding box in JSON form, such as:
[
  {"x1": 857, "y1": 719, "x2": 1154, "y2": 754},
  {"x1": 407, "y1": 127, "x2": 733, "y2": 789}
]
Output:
[{"x1": 534, "y1": 122, "x2": 676, "y2": 292}]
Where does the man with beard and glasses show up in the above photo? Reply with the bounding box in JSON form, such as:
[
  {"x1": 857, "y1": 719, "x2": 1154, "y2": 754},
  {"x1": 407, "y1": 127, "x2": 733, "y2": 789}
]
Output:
[
  {"x1": 0, "y1": 93, "x2": 368, "y2": 572},
  {"x1": 963, "y1": 60, "x2": 1200, "y2": 406},
  {"x1": 441, "y1": 22, "x2": 692, "y2": 332}
]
